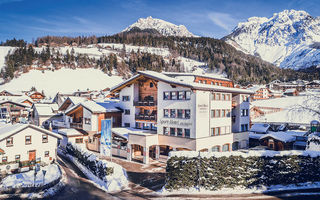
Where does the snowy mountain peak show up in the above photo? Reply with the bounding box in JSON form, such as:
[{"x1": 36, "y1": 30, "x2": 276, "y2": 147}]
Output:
[
  {"x1": 224, "y1": 9, "x2": 320, "y2": 70},
  {"x1": 122, "y1": 16, "x2": 197, "y2": 37}
]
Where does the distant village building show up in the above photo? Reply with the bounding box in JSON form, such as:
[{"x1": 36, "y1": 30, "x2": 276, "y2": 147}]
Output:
[
  {"x1": 0, "y1": 101, "x2": 30, "y2": 123},
  {"x1": 0, "y1": 124, "x2": 61, "y2": 173},
  {"x1": 283, "y1": 88, "x2": 299, "y2": 96},
  {"x1": 26, "y1": 91, "x2": 46, "y2": 102},
  {"x1": 247, "y1": 86, "x2": 272, "y2": 100}
]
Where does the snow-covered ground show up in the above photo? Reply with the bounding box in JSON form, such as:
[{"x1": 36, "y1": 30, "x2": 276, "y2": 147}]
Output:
[
  {"x1": 0, "y1": 164, "x2": 61, "y2": 189},
  {"x1": 0, "y1": 68, "x2": 124, "y2": 98},
  {"x1": 251, "y1": 95, "x2": 319, "y2": 124}
]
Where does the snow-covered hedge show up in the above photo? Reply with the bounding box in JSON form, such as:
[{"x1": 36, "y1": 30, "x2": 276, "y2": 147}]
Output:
[
  {"x1": 165, "y1": 150, "x2": 320, "y2": 191},
  {"x1": 65, "y1": 142, "x2": 128, "y2": 191},
  {"x1": 307, "y1": 134, "x2": 320, "y2": 151}
]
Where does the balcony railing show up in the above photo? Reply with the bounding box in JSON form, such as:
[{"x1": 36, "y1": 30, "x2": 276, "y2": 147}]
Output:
[
  {"x1": 135, "y1": 114, "x2": 157, "y2": 121},
  {"x1": 133, "y1": 100, "x2": 157, "y2": 107},
  {"x1": 70, "y1": 122, "x2": 83, "y2": 129}
]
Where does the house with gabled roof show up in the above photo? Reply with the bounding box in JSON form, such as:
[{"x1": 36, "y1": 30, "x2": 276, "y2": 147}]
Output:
[{"x1": 0, "y1": 123, "x2": 62, "y2": 173}]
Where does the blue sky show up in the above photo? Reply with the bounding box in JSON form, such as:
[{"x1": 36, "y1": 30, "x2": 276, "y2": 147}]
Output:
[{"x1": 0, "y1": 0, "x2": 319, "y2": 42}]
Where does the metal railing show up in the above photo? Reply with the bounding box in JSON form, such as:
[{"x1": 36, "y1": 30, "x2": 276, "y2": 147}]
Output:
[
  {"x1": 135, "y1": 114, "x2": 157, "y2": 121},
  {"x1": 133, "y1": 100, "x2": 157, "y2": 106},
  {"x1": 70, "y1": 122, "x2": 83, "y2": 129}
]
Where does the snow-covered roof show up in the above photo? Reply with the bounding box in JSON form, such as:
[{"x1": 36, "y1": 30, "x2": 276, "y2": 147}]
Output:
[
  {"x1": 246, "y1": 85, "x2": 266, "y2": 92},
  {"x1": 57, "y1": 128, "x2": 88, "y2": 137},
  {"x1": 0, "y1": 100, "x2": 30, "y2": 108},
  {"x1": 284, "y1": 88, "x2": 297, "y2": 93},
  {"x1": 111, "y1": 71, "x2": 254, "y2": 94},
  {"x1": 112, "y1": 127, "x2": 156, "y2": 139},
  {"x1": 33, "y1": 103, "x2": 58, "y2": 116},
  {"x1": 162, "y1": 72, "x2": 231, "y2": 81},
  {"x1": 68, "y1": 96, "x2": 88, "y2": 105},
  {"x1": 249, "y1": 132, "x2": 265, "y2": 140},
  {"x1": 96, "y1": 101, "x2": 122, "y2": 112},
  {"x1": 250, "y1": 123, "x2": 270, "y2": 133},
  {"x1": 0, "y1": 89, "x2": 24, "y2": 96},
  {"x1": 0, "y1": 123, "x2": 62, "y2": 141},
  {"x1": 260, "y1": 131, "x2": 306, "y2": 143},
  {"x1": 65, "y1": 100, "x2": 107, "y2": 114}
]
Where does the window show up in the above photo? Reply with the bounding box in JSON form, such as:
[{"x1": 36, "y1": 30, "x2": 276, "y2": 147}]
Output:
[
  {"x1": 136, "y1": 122, "x2": 141, "y2": 129},
  {"x1": 185, "y1": 110, "x2": 191, "y2": 119},
  {"x1": 150, "y1": 82, "x2": 154, "y2": 88},
  {"x1": 185, "y1": 129, "x2": 190, "y2": 138},
  {"x1": 163, "y1": 92, "x2": 170, "y2": 100},
  {"x1": 25, "y1": 136, "x2": 31, "y2": 145},
  {"x1": 164, "y1": 109, "x2": 169, "y2": 118},
  {"x1": 226, "y1": 109, "x2": 231, "y2": 117},
  {"x1": 170, "y1": 92, "x2": 177, "y2": 100},
  {"x1": 212, "y1": 93, "x2": 216, "y2": 100},
  {"x1": 216, "y1": 110, "x2": 221, "y2": 118},
  {"x1": 216, "y1": 93, "x2": 221, "y2": 100},
  {"x1": 84, "y1": 118, "x2": 91, "y2": 125},
  {"x1": 44, "y1": 151, "x2": 50, "y2": 157},
  {"x1": 222, "y1": 94, "x2": 226, "y2": 101},
  {"x1": 170, "y1": 128, "x2": 176, "y2": 136},
  {"x1": 75, "y1": 138, "x2": 83, "y2": 143},
  {"x1": 226, "y1": 126, "x2": 231, "y2": 134},
  {"x1": 211, "y1": 110, "x2": 215, "y2": 118},
  {"x1": 2, "y1": 156, "x2": 7, "y2": 163},
  {"x1": 222, "y1": 144, "x2": 230, "y2": 152},
  {"x1": 178, "y1": 91, "x2": 185, "y2": 100},
  {"x1": 177, "y1": 128, "x2": 183, "y2": 137},
  {"x1": 185, "y1": 91, "x2": 191, "y2": 100},
  {"x1": 42, "y1": 134, "x2": 48, "y2": 143},
  {"x1": 226, "y1": 94, "x2": 231, "y2": 101},
  {"x1": 124, "y1": 109, "x2": 130, "y2": 115},
  {"x1": 163, "y1": 127, "x2": 169, "y2": 135},
  {"x1": 177, "y1": 109, "x2": 183, "y2": 118},
  {"x1": 143, "y1": 123, "x2": 151, "y2": 130},
  {"x1": 241, "y1": 109, "x2": 249, "y2": 117},
  {"x1": 151, "y1": 123, "x2": 157, "y2": 131},
  {"x1": 222, "y1": 110, "x2": 226, "y2": 117},
  {"x1": 6, "y1": 137, "x2": 13, "y2": 147},
  {"x1": 212, "y1": 146, "x2": 220, "y2": 152},
  {"x1": 242, "y1": 95, "x2": 249, "y2": 102},
  {"x1": 170, "y1": 109, "x2": 176, "y2": 118},
  {"x1": 122, "y1": 96, "x2": 130, "y2": 101},
  {"x1": 124, "y1": 123, "x2": 130, "y2": 127},
  {"x1": 15, "y1": 155, "x2": 20, "y2": 161},
  {"x1": 241, "y1": 124, "x2": 249, "y2": 132},
  {"x1": 211, "y1": 127, "x2": 221, "y2": 136}
]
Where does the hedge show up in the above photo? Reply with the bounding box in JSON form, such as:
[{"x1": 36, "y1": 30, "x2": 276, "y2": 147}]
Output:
[
  {"x1": 165, "y1": 151, "x2": 320, "y2": 191},
  {"x1": 66, "y1": 143, "x2": 113, "y2": 180}
]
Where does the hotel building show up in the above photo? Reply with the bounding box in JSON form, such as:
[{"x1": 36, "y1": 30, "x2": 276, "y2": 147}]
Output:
[{"x1": 110, "y1": 71, "x2": 253, "y2": 164}]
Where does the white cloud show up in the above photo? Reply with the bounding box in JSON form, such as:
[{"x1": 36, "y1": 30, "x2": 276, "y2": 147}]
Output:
[{"x1": 208, "y1": 12, "x2": 237, "y2": 31}]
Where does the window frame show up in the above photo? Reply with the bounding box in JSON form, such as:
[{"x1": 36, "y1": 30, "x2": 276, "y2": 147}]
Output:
[
  {"x1": 6, "y1": 137, "x2": 13, "y2": 147},
  {"x1": 42, "y1": 134, "x2": 48, "y2": 143},
  {"x1": 25, "y1": 135, "x2": 31, "y2": 145}
]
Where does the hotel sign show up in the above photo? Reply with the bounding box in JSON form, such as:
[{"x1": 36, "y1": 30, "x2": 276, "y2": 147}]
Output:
[
  {"x1": 198, "y1": 104, "x2": 208, "y2": 114},
  {"x1": 159, "y1": 119, "x2": 192, "y2": 127}
]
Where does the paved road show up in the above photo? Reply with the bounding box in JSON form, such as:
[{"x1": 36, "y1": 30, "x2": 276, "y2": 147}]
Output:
[{"x1": 53, "y1": 154, "x2": 320, "y2": 200}]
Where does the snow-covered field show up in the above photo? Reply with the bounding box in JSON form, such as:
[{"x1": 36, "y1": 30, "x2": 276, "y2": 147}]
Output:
[
  {"x1": 0, "y1": 68, "x2": 124, "y2": 98},
  {"x1": 251, "y1": 95, "x2": 319, "y2": 124}
]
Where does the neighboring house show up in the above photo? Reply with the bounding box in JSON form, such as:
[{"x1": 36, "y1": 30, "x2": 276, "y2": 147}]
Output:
[
  {"x1": 306, "y1": 81, "x2": 320, "y2": 89},
  {"x1": 52, "y1": 93, "x2": 74, "y2": 108},
  {"x1": 269, "y1": 90, "x2": 283, "y2": 98},
  {"x1": 110, "y1": 70, "x2": 253, "y2": 164},
  {"x1": 283, "y1": 88, "x2": 299, "y2": 96},
  {"x1": 247, "y1": 85, "x2": 272, "y2": 100},
  {"x1": 30, "y1": 103, "x2": 60, "y2": 127},
  {"x1": 26, "y1": 91, "x2": 46, "y2": 102},
  {"x1": 0, "y1": 90, "x2": 23, "y2": 97},
  {"x1": 56, "y1": 128, "x2": 88, "y2": 149},
  {"x1": 0, "y1": 123, "x2": 62, "y2": 173},
  {"x1": 249, "y1": 123, "x2": 272, "y2": 147},
  {"x1": 0, "y1": 101, "x2": 30, "y2": 123},
  {"x1": 259, "y1": 131, "x2": 306, "y2": 151},
  {"x1": 58, "y1": 96, "x2": 88, "y2": 111}
]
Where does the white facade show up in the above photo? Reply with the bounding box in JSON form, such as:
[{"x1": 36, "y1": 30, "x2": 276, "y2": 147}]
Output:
[{"x1": 118, "y1": 84, "x2": 135, "y2": 127}]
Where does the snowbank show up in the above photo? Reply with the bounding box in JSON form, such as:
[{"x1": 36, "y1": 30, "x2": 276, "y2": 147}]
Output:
[
  {"x1": 169, "y1": 149, "x2": 320, "y2": 158},
  {"x1": 64, "y1": 143, "x2": 128, "y2": 192},
  {"x1": 0, "y1": 164, "x2": 61, "y2": 189}
]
